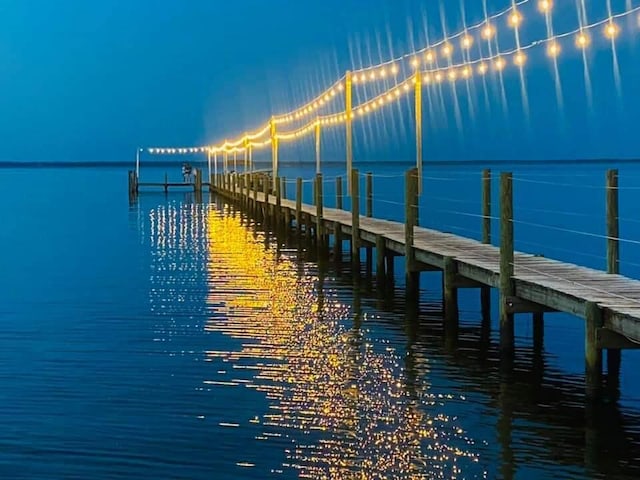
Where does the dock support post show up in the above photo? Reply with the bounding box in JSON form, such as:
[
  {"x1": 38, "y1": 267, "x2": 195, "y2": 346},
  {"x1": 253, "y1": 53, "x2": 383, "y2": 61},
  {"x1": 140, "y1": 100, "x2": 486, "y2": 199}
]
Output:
[
  {"x1": 210, "y1": 174, "x2": 215, "y2": 193},
  {"x1": 481, "y1": 169, "x2": 492, "y2": 323},
  {"x1": 606, "y1": 169, "x2": 621, "y2": 387},
  {"x1": 443, "y1": 256, "x2": 459, "y2": 333},
  {"x1": 351, "y1": 169, "x2": 360, "y2": 267},
  {"x1": 315, "y1": 173, "x2": 325, "y2": 248},
  {"x1": 365, "y1": 172, "x2": 373, "y2": 275},
  {"x1": 334, "y1": 176, "x2": 343, "y2": 261},
  {"x1": 282, "y1": 177, "x2": 287, "y2": 200},
  {"x1": 296, "y1": 177, "x2": 302, "y2": 237},
  {"x1": 253, "y1": 175, "x2": 258, "y2": 214},
  {"x1": 585, "y1": 301, "x2": 603, "y2": 398},
  {"x1": 263, "y1": 178, "x2": 270, "y2": 221},
  {"x1": 376, "y1": 235, "x2": 386, "y2": 290},
  {"x1": 164, "y1": 172, "x2": 168, "y2": 194},
  {"x1": 275, "y1": 176, "x2": 282, "y2": 228},
  {"x1": 405, "y1": 168, "x2": 419, "y2": 301},
  {"x1": 500, "y1": 172, "x2": 515, "y2": 354}
]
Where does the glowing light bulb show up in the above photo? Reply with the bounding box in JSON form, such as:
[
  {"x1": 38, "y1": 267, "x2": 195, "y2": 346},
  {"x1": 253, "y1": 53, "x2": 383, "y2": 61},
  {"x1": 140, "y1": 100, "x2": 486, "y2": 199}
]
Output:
[
  {"x1": 358, "y1": 109, "x2": 365, "y2": 116},
  {"x1": 461, "y1": 35, "x2": 474, "y2": 49},
  {"x1": 425, "y1": 50, "x2": 435, "y2": 63},
  {"x1": 547, "y1": 41, "x2": 561, "y2": 57},
  {"x1": 411, "y1": 57, "x2": 420, "y2": 69},
  {"x1": 448, "y1": 69, "x2": 458, "y2": 81},
  {"x1": 330, "y1": 88, "x2": 336, "y2": 96},
  {"x1": 538, "y1": 0, "x2": 552, "y2": 13},
  {"x1": 359, "y1": 73, "x2": 367, "y2": 82},
  {"x1": 514, "y1": 52, "x2": 527, "y2": 66},
  {"x1": 386, "y1": 93, "x2": 393, "y2": 101},
  {"x1": 391, "y1": 64, "x2": 399, "y2": 75},
  {"x1": 435, "y1": 72, "x2": 443, "y2": 82},
  {"x1": 319, "y1": 99, "x2": 325, "y2": 106},
  {"x1": 338, "y1": 82, "x2": 344, "y2": 91},
  {"x1": 394, "y1": 89, "x2": 401, "y2": 97},
  {"x1": 423, "y1": 74, "x2": 431, "y2": 85},
  {"x1": 324, "y1": 94, "x2": 330, "y2": 101},
  {"x1": 462, "y1": 66, "x2": 472, "y2": 78},
  {"x1": 494, "y1": 57, "x2": 506, "y2": 70},
  {"x1": 380, "y1": 68, "x2": 387, "y2": 78},
  {"x1": 509, "y1": 11, "x2": 523, "y2": 28},
  {"x1": 576, "y1": 32, "x2": 590, "y2": 48},
  {"x1": 604, "y1": 21, "x2": 620, "y2": 39},
  {"x1": 482, "y1": 24, "x2": 495, "y2": 40},
  {"x1": 369, "y1": 71, "x2": 376, "y2": 80},
  {"x1": 364, "y1": 105, "x2": 371, "y2": 113},
  {"x1": 403, "y1": 83, "x2": 411, "y2": 91},
  {"x1": 441, "y1": 43, "x2": 453, "y2": 57},
  {"x1": 377, "y1": 98, "x2": 384, "y2": 106},
  {"x1": 478, "y1": 63, "x2": 488, "y2": 75}
]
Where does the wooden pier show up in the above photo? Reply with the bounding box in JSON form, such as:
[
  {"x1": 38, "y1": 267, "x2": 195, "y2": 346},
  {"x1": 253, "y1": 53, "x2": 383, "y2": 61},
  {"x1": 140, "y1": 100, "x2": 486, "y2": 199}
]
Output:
[{"x1": 201, "y1": 167, "x2": 640, "y2": 398}]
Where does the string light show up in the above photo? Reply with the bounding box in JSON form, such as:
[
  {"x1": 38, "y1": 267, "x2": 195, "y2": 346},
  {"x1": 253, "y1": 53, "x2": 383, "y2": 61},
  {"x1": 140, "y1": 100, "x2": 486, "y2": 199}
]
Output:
[
  {"x1": 461, "y1": 35, "x2": 474, "y2": 49},
  {"x1": 514, "y1": 51, "x2": 527, "y2": 66},
  {"x1": 509, "y1": 10, "x2": 523, "y2": 28},
  {"x1": 494, "y1": 57, "x2": 506, "y2": 70},
  {"x1": 538, "y1": 0, "x2": 553, "y2": 13},
  {"x1": 576, "y1": 32, "x2": 590, "y2": 48},
  {"x1": 411, "y1": 57, "x2": 420, "y2": 69},
  {"x1": 604, "y1": 21, "x2": 620, "y2": 39},
  {"x1": 478, "y1": 63, "x2": 488, "y2": 75},
  {"x1": 441, "y1": 43, "x2": 454, "y2": 57},
  {"x1": 482, "y1": 24, "x2": 496, "y2": 40},
  {"x1": 547, "y1": 41, "x2": 561, "y2": 57},
  {"x1": 425, "y1": 51, "x2": 435, "y2": 63}
]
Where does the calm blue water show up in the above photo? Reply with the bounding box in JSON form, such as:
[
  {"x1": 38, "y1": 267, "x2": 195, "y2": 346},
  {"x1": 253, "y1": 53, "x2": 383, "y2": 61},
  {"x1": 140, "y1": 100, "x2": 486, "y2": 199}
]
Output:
[{"x1": 1, "y1": 163, "x2": 640, "y2": 479}]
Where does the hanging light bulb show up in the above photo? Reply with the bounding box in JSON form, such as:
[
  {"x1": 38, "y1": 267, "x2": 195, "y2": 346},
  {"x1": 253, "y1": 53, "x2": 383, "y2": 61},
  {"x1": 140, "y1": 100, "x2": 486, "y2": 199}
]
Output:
[
  {"x1": 547, "y1": 41, "x2": 561, "y2": 57},
  {"x1": 576, "y1": 32, "x2": 590, "y2": 48},
  {"x1": 478, "y1": 63, "x2": 488, "y2": 75},
  {"x1": 509, "y1": 10, "x2": 523, "y2": 28},
  {"x1": 494, "y1": 57, "x2": 506, "y2": 70},
  {"x1": 441, "y1": 43, "x2": 453, "y2": 57},
  {"x1": 425, "y1": 50, "x2": 435, "y2": 63},
  {"x1": 514, "y1": 51, "x2": 527, "y2": 66},
  {"x1": 604, "y1": 21, "x2": 620, "y2": 39},
  {"x1": 462, "y1": 66, "x2": 472, "y2": 78},
  {"x1": 538, "y1": 0, "x2": 553, "y2": 13},
  {"x1": 448, "y1": 69, "x2": 458, "y2": 81},
  {"x1": 461, "y1": 34, "x2": 474, "y2": 49},
  {"x1": 411, "y1": 57, "x2": 420, "y2": 69},
  {"x1": 390, "y1": 64, "x2": 399, "y2": 75},
  {"x1": 482, "y1": 24, "x2": 495, "y2": 40}
]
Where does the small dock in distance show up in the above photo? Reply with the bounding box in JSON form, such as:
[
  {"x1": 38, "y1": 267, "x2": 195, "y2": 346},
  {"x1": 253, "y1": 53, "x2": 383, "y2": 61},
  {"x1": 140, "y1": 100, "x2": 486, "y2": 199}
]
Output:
[{"x1": 204, "y1": 167, "x2": 640, "y2": 399}]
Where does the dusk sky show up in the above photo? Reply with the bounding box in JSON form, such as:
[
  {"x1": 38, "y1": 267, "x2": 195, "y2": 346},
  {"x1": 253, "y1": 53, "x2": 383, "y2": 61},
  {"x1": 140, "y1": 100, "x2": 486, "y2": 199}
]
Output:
[{"x1": 1, "y1": 0, "x2": 639, "y2": 163}]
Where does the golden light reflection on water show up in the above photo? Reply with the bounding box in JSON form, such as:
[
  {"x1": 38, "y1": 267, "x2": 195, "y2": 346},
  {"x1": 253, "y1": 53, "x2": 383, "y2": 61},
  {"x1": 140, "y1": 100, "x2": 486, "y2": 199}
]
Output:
[{"x1": 204, "y1": 206, "x2": 486, "y2": 479}]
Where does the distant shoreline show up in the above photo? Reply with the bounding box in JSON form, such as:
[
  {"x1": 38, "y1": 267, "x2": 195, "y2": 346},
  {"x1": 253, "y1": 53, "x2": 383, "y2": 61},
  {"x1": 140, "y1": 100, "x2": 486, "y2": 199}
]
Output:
[{"x1": 1, "y1": 158, "x2": 640, "y2": 169}]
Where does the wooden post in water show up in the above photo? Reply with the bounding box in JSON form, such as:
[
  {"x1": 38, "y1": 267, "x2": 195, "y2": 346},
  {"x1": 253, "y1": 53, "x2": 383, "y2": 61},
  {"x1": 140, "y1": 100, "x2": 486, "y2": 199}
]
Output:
[
  {"x1": 499, "y1": 172, "x2": 515, "y2": 354},
  {"x1": 164, "y1": 172, "x2": 168, "y2": 194},
  {"x1": 365, "y1": 172, "x2": 373, "y2": 274},
  {"x1": 405, "y1": 168, "x2": 419, "y2": 300},
  {"x1": 334, "y1": 176, "x2": 343, "y2": 261},
  {"x1": 296, "y1": 177, "x2": 302, "y2": 236},
  {"x1": 606, "y1": 169, "x2": 621, "y2": 385},
  {"x1": 263, "y1": 177, "x2": 270, "y2": 220},
  {"x1": 443, "y1": 256, "x2": 459, "y2": 331},
  {"x1": 481, "y1": 169, "x2": 491, "y2": 322},
  {"x1": 351, "y1": 169, "x2": 360, "y2": 266},
  {"x1": 275, "y1": 176, "x2": 282, "y2": 230},
  {"x1": 376, "y1": 234, "x2": 386, "y2": 290},
  {"x1": 282, "y1": 177, "x2": 287, "y2": 200},
  {"x1": 315, "y1": 173, "x2": 324, "y2": 245},
  {"x1": 585, "y1": 301, "x2": 603, "y2": 398}
]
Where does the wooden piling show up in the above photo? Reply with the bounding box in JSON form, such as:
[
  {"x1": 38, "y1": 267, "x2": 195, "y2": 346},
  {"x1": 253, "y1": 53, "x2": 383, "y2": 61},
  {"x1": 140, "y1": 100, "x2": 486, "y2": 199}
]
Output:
[
  {"x1": 351, "y1": 169, "x2": 360, "y2": 263},
  {"x1": 376, "y1": 235, "x2": 386, "y2": 287},
  {"x1": 336, "y1": 177, "x2": 343, "y2": 210},
  {"x1": 263, "y1": 177, "x2": 270, "y2": 220},
  {"x1": 366, "y1": 172, "x2": 373, "y2": 218},
  {"x1": 164, "y1": 172, "x2": 168, "y2": 193},
  {"x1": 606, "y1": 169, "x2": 621, "y2": 383},
  {"x1": 405, "y1": 168, "x2": 419, "y2": 273},
  {"x1": 315, "y1": 173, "x2": 324, "y2": 242},
  {"x1": 481, "y1": 169, "x2": 491, "y2": 323},
  {"x1": 334, "y1": 176, "x2": 343, "y2": 261},
  {"x1": 443, "y1": 256, "x2": 459, "y2": 327},
  {"x1": 585, "y1": 301, "x2": 603, "y2": 398},
  {"x1": 296, "y1": 177, "x2": 302, "y2": 236},
  {"x1": 500, "y1": 172, "x2": 515, "y2": 353}
]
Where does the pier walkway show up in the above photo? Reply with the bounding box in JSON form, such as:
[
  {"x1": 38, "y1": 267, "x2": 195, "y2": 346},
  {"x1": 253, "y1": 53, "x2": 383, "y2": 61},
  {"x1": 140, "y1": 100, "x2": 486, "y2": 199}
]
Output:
[{"x1": 206, "y1": 168, "x2": 640, "y2": 397}]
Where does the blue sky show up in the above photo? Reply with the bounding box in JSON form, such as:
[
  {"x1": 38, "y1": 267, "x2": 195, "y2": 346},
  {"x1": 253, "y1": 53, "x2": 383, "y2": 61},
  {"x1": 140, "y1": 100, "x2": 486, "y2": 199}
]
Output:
[{"x1": 1, "y1": 0, "x2": 639, "y2": 162}]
